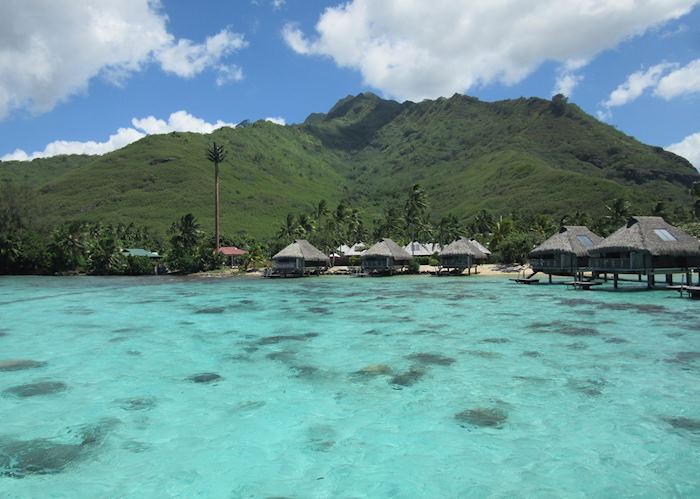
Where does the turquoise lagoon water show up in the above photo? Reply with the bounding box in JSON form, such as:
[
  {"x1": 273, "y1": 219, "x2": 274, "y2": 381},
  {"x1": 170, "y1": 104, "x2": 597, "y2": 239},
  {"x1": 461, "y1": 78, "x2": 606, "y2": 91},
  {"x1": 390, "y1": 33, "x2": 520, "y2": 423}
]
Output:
[{"x1": 0, "y1": 275, "x2": 699, "y2": 498}]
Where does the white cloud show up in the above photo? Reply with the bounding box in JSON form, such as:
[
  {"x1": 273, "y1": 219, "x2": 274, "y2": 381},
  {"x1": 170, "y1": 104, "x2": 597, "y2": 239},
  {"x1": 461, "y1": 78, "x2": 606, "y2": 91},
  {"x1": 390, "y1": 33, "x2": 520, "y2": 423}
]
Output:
[
  {"x1": 655, "y1": 59, "x2": 700, "y2": 99},
  {"x1": 264, "y1": 116, "x2": 286, "y2": 125},
  {"x1": 282, "y1": 0, "x2": 698, "y2": 101},
  {"x1": 603, "y1": 63, "x2": 676, "y2": 108},
  {"x1": 132, "y1": 110, "x2": 236, "y2": 135},
  {"x1": 667, "y1": 132, "x2": 700, "y2": 170},
  {"x1": 215, "y1": 64, "x2": 245, "y2": 86},
  {"x1": 0, "y1": 1, "x2": 247, "y2": 119},
  {"x1": 272, "y1": 0, "x2": 285, "y2": 10},
  {"x1": 1, "y1": 111, "x2": 235, "y2": 161},
  {"x1": 157, "y1": 29, "x2": 247, "y2": 78},
  {"x1": 282, "y1": 23, "x2": 311, "y2": 55},
  {"x1": 553, "y1": 72, "x2": 583, "y2": 98},
  {"x1": 597, "y1": 58, "x2": 700, "y2": 118}
]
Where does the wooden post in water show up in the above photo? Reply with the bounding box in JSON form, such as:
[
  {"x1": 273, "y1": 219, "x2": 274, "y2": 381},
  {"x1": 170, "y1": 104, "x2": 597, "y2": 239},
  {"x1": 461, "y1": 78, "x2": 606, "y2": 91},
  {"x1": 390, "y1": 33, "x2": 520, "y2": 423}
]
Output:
[
  {"x1": 548, "y1": 274, "x2": 552, "y2": 284},
  {"x1": 666, "y1": 274, "x2": 673, "y2": 286},
  {"x1": 614, "y1": 273, "x2": 618, "y2": 289}
]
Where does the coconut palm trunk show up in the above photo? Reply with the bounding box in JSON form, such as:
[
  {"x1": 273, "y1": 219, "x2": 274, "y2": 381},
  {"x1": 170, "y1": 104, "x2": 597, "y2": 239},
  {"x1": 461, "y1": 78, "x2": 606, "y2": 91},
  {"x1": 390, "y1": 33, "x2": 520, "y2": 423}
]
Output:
[
  {"x1": 215, "y1": 161, "x2": 220, "y2": 251},
  {"x1": 207, "y1": 142, "x2": 228, "y2": 252}
]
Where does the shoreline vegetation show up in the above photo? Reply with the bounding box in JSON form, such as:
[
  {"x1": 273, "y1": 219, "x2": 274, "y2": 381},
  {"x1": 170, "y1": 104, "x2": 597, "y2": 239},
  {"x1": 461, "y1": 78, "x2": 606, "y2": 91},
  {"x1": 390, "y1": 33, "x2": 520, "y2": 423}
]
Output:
[{"x1": 3, "y1": 166, "x2": 700, "y2": 277}]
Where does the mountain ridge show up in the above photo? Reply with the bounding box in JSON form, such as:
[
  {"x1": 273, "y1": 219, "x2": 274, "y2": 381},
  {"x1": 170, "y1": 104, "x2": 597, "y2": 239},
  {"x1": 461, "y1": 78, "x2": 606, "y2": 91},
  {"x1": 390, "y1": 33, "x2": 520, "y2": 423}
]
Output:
[{"x1": 1, "y1": 92, "x2": 697, "y2": 238}]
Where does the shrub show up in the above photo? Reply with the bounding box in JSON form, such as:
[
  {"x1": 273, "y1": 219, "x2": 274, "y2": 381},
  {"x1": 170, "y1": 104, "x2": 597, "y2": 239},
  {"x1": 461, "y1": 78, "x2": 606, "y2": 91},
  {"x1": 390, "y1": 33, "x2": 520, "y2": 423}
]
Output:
[{"x1": 125, "y1": 256, "x2": 155, "y2": 275}]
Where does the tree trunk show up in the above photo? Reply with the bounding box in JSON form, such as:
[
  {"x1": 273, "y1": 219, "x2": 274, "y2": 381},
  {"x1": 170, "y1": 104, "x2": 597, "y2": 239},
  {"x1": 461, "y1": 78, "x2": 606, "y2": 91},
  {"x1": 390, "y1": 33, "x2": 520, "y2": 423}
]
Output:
[{"x1": 215, "y1": 162, "x2": 220, "y2": 251}]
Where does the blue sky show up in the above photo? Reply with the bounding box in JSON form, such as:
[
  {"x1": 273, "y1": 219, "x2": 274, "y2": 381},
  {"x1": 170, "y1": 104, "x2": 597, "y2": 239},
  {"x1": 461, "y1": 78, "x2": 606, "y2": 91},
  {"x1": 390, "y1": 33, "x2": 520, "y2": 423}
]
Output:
[{"x1": 1, "y1": 1, "x2": 699, "y2": 168}]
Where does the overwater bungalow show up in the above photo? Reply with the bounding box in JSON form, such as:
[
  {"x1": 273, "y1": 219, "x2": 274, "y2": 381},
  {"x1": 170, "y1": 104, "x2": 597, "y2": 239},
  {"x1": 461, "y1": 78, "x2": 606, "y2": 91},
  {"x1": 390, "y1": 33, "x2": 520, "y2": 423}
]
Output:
[
  {"x1": 528, "y1": 226, "x2": 602, "y2": 282},
  {"x1": 588, "y1": 216, "x2": 700, "y2": 288},
  {"x1": 269, "y1": 239, "x2": 329, "y2": 277},
  {"x1": 438, "y1": 237, "x2": 487, "y2": 275},
  {"x1": 361, "y1": 238, "x2": 413, "y2": 275}
]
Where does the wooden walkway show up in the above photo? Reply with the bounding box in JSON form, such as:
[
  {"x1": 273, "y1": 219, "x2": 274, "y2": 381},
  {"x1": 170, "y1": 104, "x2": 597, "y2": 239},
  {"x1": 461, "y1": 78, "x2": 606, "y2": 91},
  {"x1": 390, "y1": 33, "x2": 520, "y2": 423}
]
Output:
[
  {"x1": 510, "y1": 278, "x2": 539, "y2": 285},
  {"x1": 668, "y1": 285, "x2": 700, "y2": 299}
]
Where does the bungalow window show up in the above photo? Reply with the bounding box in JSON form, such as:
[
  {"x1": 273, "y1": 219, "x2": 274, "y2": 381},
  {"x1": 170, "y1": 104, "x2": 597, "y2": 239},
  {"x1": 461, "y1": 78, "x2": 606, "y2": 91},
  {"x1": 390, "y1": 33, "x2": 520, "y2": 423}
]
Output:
[
  {"x1": 653, "y1": 229, "x2": 677, "y2": 242},
  {"x1": 576, "y1": 235, "x2": 594, "y2": 247}
]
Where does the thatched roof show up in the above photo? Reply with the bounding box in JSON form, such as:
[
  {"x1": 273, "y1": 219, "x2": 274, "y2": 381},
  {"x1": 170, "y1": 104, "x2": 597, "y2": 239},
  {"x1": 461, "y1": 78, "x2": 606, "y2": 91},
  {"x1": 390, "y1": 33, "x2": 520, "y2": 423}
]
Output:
[
  {"x1": 337, "y1": 242, "x2": 367, "y2": 256},
  {"x1": 404, "y1": 242, "x2": 442, "y2": 256},
  {"x1": 363, "y1": 239, "x2": 413, "y2": 260},
  {"x1": 590, "y1": 217, "x2": 700, "y2": 256},
  {"x1": 272, "y1": 240, "x2": 329, "y2": 263},
  {"x1": 440, "y1": 237, "x2": 487, "y2": 259},
  {"x1": 469, "y1": 238, "x2": 491, "y2": 256},
  {"x1": 529, "y1": 226, "x2": 602, "y2": 258}
]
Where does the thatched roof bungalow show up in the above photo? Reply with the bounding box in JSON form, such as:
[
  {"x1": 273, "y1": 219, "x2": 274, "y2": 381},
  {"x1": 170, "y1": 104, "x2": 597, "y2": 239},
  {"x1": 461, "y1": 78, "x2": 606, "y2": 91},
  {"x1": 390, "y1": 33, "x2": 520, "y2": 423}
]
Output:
[
  {"x1": 271, "y1": 240, "x2": 329, "y2": 277},
  {"x1": 361, "y1": 238, "x2": 412, "y2": 274},
  {"x1": 469, "y1": 238, "x2": 491, "y2": 257},
  {"x1": 439, "y1": 238, "x2": 487, "y2": 274},
  {"x1": 589, "y1": 216, "x2": 700, "y2": 287},
  {"x1": 529, "y1": 226, "x2": 602, "y2": 277},
  {"x1": 404, "y1": 242, "x2": 442, "y2": 257}
]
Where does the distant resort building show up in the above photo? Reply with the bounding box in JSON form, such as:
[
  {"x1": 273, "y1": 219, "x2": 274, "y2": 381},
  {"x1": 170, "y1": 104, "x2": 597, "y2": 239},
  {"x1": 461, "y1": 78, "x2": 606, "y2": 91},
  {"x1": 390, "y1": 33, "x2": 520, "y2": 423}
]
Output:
[
  {"x1": 438, "y1": 237, "x2": 488, "y2": 275},
  {"x1": 361, "y1": 238, "x2": 413, "y2": 274},
  {"x1": 334, "y1": 242, "x2": 367, "y2": 265},
  {"x1": 404, "y1": 242, "x2": 442, "y2": 257},
  {"x1": 122, "y1": 248, "x2": 161, "y2": 259},
  {"x1": 269, "y1": 240, "x2": 329, "y2": 277},
  {"x1": 528, "y1": 226, "x2": 602, "y2": 282},
  {"x1": 217, "y1": 246, "x2": 248, "y2": 267},
  {"x1": 589, "y1": 216, "x2": 700, "y2": 288}
]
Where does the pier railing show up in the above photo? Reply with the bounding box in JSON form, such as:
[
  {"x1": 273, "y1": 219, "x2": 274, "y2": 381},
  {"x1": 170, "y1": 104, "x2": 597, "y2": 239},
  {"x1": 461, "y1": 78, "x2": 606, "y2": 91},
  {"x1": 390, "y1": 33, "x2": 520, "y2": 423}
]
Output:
[
  {"x1": 589, "y1": 257, "x2": 631, "y2": 270},
  {"x1": 529, "y1": 259, "x2": 575, "y2": 271}
]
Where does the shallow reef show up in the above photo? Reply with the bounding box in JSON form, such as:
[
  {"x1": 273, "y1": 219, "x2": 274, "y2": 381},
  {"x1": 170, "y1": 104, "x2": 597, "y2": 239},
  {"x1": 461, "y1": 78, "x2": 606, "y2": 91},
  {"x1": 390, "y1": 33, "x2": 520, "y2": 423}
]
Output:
[
  {"x1": 0, "y1": 359, "x2": 46, "y2": 372},
  {"x1": 455, "y1": 407, "x2": 508, "y2": 428},
  {"x1": 405, "y1": 353, "x2": 456, "y2": 366},
  {"x1": 188, "y1": 373, "x2": 222, "y2": 383},
  {"x1": 3, "y1": 381, "x2": 67, "y2": 398}
]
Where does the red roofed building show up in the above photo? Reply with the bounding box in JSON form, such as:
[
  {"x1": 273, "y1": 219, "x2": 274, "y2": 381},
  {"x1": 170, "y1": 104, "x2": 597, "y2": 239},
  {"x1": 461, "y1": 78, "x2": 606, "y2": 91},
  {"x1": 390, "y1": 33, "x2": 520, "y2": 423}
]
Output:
[{"x1": 217, "y1": 246, "x2": 248, "y2": 267}]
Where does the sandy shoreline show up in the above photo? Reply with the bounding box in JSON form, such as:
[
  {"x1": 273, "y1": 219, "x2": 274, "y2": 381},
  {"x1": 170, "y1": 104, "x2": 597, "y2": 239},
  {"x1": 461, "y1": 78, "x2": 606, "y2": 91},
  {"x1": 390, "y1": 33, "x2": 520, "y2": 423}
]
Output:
[{"x1": 194, "y1": 264, "x2": 530, "y2": 279}]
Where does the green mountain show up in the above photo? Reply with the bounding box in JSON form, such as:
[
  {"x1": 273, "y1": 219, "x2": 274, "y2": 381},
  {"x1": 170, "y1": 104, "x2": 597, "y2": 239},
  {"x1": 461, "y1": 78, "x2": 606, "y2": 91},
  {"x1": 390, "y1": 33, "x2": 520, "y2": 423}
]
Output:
[{"x1": 1, "y1": 93, "x2": 697, "y2": 238}]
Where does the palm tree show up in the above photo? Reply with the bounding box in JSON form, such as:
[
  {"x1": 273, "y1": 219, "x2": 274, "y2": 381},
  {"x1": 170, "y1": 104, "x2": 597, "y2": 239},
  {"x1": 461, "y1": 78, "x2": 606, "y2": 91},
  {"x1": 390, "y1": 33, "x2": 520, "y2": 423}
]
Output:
[
  {"x1": 89, "y1": 234, "x2": 124, "y2": 275},
  {"x1": 50, "y1": 222, "x2": 87, "y2": 271},
  {"x1": 529, "y1": 214, "x2": 556, "y2": 242},
  {"x1": 206, "y1": 142, "x2": 228, "y2": 251},
  {"x1": 489, "y1": 216, "x2": 514, "y2": 250},
  {"x1": 170, "y1": 214, "x2": 201, "y2": 255},
  {"x1": 277, "y1": 213, "x2": 300, "y2": 243},
  {"x1": 297, "y1": 213, "x2": 315, "y2": 236},
  {"x1": 436, "y1": 214, "x2": 462, "y2": 247},
  {"x1": 347, "y1": 208, "x2": 367, "y2": 242},
  {"x1": 605, "y1": 198, "x2": 631, "y2": 226},
  {"x1": 404, "y1": 184, "x2": 429, "y2": 252},
  {"x1": 315, "y1": 200, "x2": 329, "y2": 224}
]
